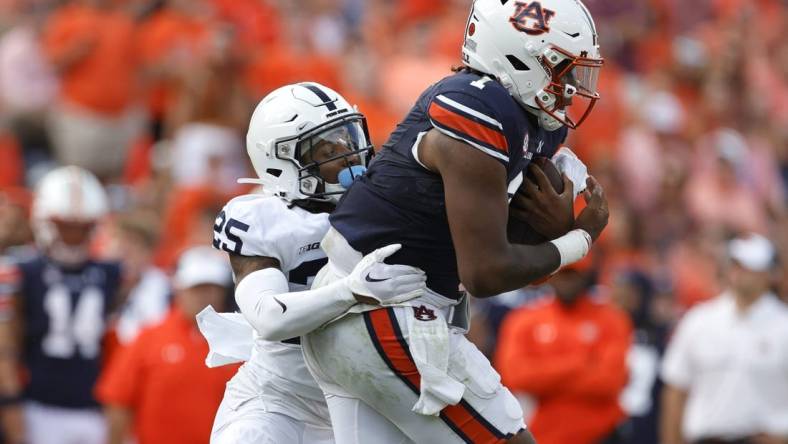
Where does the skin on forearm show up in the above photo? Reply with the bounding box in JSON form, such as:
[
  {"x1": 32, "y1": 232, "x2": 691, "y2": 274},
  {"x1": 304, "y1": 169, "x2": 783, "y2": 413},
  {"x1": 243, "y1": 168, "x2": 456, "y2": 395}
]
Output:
[
  {"x1": 419, "y1": 129, "x2": 560, "y2": 297},
  {"x1": 0, "y1": 350, "x2": 24, "y2": 444},
  {"x1": 229, "y1": 254, "x2": 281, "y2": 285},
  {"x1": 493, "y1": 243, "x2": 561, "y2": 294},
  {"x1": 660, "y1": 384, "x2": 688, "y2": 444},
  {"x1": 0, "y1": 405, "x2": 25, "y2": 444},
  {"x1": 0, "y1": 334, "x2": 21, "y2": 396},
  {"x1": 0, "y1": 296, "x2": 25, "y2": 444}
]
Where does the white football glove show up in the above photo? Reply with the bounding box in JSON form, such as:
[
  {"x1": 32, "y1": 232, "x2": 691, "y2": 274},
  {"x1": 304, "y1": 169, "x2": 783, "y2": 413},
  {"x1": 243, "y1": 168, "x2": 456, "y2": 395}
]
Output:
[
  {"x1": 346, "y1": 244, "x2": 427, "y2": 305},
  {"x1": 552, "y1": 147, "x2": 588, "y2": 198}
]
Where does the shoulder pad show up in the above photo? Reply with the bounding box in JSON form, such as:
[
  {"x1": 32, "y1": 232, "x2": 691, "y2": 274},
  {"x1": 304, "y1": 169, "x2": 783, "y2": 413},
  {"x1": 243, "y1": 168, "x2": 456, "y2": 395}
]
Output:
[
  {"x1": 213, "y1": 195, "x2": 329, "y2": 272},
  {"x1": 428, "y1": 73, "x2": 521, "y2": 165},
  {"x1": 213, "y1": 195, "x2": 285, "y2": 259}
]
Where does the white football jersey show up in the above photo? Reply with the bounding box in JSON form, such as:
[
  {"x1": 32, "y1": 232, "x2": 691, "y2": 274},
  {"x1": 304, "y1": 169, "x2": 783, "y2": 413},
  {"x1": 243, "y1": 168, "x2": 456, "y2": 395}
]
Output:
[
  {"x1": 213, "y1": 194, "x2": 331, "y2": 423},
  {"x1": 213, "y1": 194, "x2": 329, "y2": 291}
]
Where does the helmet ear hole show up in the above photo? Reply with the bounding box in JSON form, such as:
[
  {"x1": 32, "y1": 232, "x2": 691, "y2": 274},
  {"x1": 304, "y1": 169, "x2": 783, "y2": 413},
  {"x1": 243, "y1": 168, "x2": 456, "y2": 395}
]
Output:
[
  {"x1": 266, "y1": 168, "x2": 283, "y2": 178},
  {"x1": 505, "y1": 55, "x2": 531, "y2": 71}
]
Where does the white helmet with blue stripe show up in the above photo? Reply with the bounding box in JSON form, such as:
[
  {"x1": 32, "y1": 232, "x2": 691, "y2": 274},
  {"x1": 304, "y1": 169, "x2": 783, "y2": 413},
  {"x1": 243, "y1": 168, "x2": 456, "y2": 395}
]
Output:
[{"x1": 241, "y1": 82, "x2": 372, "y2": 205}]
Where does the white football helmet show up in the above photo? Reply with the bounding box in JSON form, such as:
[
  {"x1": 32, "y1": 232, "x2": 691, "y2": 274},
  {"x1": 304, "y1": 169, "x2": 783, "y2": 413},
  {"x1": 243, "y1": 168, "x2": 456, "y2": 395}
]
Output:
[
  {"x1": 32, "y1": 166, "x2": 108, "y2": 265},
  {"x1": 240, "y1": 82, "x2": 373, "y2": 204},
  {"x1": 462, "y1": 0, "x2": 603, "y2": 130}
]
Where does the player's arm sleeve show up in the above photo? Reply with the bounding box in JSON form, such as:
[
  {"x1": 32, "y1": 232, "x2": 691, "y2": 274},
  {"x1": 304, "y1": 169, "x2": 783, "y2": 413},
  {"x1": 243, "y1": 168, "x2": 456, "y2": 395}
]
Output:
[
  {"x1": 427, "y1": 91, "x2": 511, "y2": 166},
  {"x1": 495, "y1": 309, "x2": 586, "y2": 397},
  {"x1": 660, "y1": 310, "x2": 698, "y2": 390},
  {"x1": 215, "y1": 197, "x2": 358, "y2": 340},
  {"x1": 234, "y1": 266, "x2": 356, "y2": 342}
]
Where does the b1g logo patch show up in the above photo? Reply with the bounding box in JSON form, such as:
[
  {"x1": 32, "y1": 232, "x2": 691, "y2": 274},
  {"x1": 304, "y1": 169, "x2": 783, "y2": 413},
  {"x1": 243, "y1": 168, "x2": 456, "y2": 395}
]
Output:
[
  {"x1": 510, "y1": 1, "x2": 556, "y2": 35},
  {"x1": 298, "y1": 242, "x2": 321, "y2": 255},
  {"x1": 413, "y1": 305, "x2": 437, "y2": 321}
]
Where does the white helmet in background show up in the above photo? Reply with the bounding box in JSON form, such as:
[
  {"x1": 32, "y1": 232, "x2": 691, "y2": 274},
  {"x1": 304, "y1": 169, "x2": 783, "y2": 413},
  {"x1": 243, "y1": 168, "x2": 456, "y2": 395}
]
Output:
[
  {"x1": 241, "y1": 82, "x2": 373, "y2": 204},
  {"x1": 462, "y1": 0, "x2": 603, "y2": 130},
  {"x1": 32, "y1": 166, "x2": 108, "y2": 265}
]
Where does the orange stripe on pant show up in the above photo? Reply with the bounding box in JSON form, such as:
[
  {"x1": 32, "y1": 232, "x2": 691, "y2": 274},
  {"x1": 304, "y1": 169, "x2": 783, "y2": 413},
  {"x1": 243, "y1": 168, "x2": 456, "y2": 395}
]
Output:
[{"x1": 364, "y1": 308, "x2": 510, "y2": 444}]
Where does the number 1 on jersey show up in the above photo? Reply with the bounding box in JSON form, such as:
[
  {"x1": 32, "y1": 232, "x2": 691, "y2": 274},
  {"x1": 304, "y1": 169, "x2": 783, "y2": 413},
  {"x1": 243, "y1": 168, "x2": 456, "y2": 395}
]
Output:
[{"x1": 470, "y1": 77, "x2": 493, "y2": 90}]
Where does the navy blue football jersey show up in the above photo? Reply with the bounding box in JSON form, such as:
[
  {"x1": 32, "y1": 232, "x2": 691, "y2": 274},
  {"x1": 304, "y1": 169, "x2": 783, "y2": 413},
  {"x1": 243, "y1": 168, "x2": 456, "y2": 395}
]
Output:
[
  {"x1": 14, "y1": 254, "x2": 121, "y2": 408},
  {"x1": 330, "y1": 72, "x2": 568, "y2": 298}
]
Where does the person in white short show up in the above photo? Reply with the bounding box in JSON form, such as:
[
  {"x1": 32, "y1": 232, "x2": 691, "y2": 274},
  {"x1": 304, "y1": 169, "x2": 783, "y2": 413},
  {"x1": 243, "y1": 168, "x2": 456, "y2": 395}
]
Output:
[{"x1": 199, "y1": 82, "x2": 427, "y2": 444}]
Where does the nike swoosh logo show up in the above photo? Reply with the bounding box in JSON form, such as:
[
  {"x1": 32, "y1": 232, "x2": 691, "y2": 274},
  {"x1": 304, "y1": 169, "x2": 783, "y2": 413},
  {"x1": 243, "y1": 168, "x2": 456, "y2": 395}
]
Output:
[
  {"x1": 365, "y1": 273, "x2": 390, "y2": 283},
  {"x1": 562, "y1": 31, "x2": 581, "y2": 38},
  {"x1": 273, "y1": 297, "x2": 287, "y2": 313}
]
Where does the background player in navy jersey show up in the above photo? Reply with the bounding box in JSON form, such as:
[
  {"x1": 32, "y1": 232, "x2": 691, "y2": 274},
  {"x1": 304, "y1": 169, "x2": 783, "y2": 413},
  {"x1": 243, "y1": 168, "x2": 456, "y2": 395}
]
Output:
[
  {"x1": 0, "y1": 166, "x2": 120, "y2": 444},
  {"x1": 301, "y1": 0, "x2": 610, "y2": 443}
]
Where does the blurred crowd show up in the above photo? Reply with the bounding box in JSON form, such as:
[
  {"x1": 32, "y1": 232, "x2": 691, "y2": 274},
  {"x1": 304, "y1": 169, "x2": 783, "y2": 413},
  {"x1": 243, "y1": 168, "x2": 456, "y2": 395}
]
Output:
[{"x1": 0, "y1": 0, "x2": 787, "y2": 443}]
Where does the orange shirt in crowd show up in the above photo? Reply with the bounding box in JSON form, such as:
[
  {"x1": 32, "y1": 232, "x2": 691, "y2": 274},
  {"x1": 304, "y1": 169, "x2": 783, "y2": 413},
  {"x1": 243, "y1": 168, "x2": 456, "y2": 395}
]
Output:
[
  {"x1": 496, "y1": 295, "x2": 632, "y2": 444},
  {"x1": 95, "y1": 308, "x2": 237, "y2": 444},
  {"x1": 567, "y1": 63, "x2": 625, "y2": 164},
  {"x1": 244, "y1": 44, "x2": 342, "y2": 98},
  {"x1": 345, "y1": 93, "x2": 401, "y2": 148},
  {"x1": 136, "y1": 8, "x2": 210, "y2": 119},
  {"x1": 0, "y1": 132, "x2": 22, "y2": 187},
  {"x1": 42, "y1": 4, "x2": 138, "y2": 115},
  {"x1": 395, "y1": 0, "x2": 446, "y2": 24},
  {"x1": 211, "y1": 0, "x2": 281, "y2": 50},
  {"x1": 154, "y1": 185, "x2": 233, "y2": 269},
  {"x1": 666, "y1": 241, "x2": 720, "y2": 309}
]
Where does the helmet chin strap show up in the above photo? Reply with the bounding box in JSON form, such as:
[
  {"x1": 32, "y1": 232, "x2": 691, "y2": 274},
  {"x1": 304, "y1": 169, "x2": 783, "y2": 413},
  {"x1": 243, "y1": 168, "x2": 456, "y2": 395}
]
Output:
[
  {"x1": 538, "y1": 109, "x2": 565, "y2": 131},
  {"x1": 534, "y1": 86, "x2": 572, "y2": 131},
  {"x1": 323, "y1": 182, "x2": 346, "y2": 204},
  {"x1": 524, "y1": 102, "x2": 565, "y2": 131},
  {"x1": 298, "y1": 165, "x2": 367, "y2": 204}
]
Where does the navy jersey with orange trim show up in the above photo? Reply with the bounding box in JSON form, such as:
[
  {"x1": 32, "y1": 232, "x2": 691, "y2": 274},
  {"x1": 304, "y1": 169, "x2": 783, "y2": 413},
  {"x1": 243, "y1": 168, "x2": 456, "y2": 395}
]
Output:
[
  {"x1": 11, "y1": 254, "x2": 121, "y2": 408},
  {"x1": 330, "y1": 72, "x2": 568, "y2": 298}
]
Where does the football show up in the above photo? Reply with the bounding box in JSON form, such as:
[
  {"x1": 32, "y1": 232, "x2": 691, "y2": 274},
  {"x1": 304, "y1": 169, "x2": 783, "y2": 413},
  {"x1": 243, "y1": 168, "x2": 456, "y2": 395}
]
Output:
[{"x1": 508, "y1": 157, "x2": 565, "y2": 245}]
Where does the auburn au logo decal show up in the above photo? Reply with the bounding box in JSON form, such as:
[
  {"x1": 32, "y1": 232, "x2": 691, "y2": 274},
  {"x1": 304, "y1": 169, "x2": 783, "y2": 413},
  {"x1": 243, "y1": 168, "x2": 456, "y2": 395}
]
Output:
[
  {"x1": 510, "y1": 1, "x2": 556, "y2": 35},
  {"x1": 413, "y1": 305, "x2": 437, "y2": 321}
]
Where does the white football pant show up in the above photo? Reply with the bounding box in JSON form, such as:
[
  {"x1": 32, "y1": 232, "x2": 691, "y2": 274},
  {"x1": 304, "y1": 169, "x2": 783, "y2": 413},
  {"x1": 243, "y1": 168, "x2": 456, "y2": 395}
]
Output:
[
  {"x1": 24, "y1": 402, "x2": 107, "y2": 444},
  {"x1": 302, "y1": 306, "x2": 527, "y2": 444}
]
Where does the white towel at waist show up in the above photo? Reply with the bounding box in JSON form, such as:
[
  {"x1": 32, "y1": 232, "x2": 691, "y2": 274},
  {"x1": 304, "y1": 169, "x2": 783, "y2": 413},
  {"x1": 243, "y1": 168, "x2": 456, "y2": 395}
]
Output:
[{"x1": 196, "y1": 305, "x2": 255, "y2": 367}]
